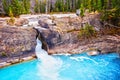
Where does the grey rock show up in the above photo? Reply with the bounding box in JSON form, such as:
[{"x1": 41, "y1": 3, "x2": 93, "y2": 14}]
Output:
[
  {"x1": 36, "y1": 14, "x2": 120, "y2": 55},
  {"x1": 0, "y1": 26, "x2": 37, "y2": 59}
]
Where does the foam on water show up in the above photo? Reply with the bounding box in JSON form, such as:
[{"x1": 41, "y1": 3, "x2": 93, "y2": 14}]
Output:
[
  {"x1": 36, "y1": 39, "x2": 63, "y2": 80},
  {"x1": 70, "y1": 56, "x2": 98, "y2": 64}
]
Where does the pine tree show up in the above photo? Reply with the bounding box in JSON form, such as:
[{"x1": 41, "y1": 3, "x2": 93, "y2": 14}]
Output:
[{"x1": 22, "y1": 0, "x2": 30, "y2": 14}]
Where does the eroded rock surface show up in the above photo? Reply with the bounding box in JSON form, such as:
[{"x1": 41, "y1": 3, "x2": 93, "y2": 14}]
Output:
[
  {"x1": 37, "y1": 14, "x2": 120, "y2": 54},
  {"x1": 0, "y1": 13, "x2": 120, "y2": 63},
  {"x1": 0, "y1": 26, "x2": 37, "y2": 62}
]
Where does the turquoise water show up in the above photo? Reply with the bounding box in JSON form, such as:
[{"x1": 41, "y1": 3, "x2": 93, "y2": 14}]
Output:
[{"x1": 0, "y1": 53, "x2": 120, "y2": 80}]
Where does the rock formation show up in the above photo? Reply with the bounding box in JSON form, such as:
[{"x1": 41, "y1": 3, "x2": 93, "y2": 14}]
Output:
[
  {"x1": 0, "y1": 26, "x2": 37, "y2": 62},
  {"x1": 0, "y1": 13, "x2": 120, "y2": 63},
  {"x1": 36, "y1": 14, "x2": 120, "y2": 55}
]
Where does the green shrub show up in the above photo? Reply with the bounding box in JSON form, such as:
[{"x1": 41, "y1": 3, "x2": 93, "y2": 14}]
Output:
[
  {"x1": 78, "y1": 23, "x2": 97, "y2": 39},
  {"x1": 7, "y1": 7, "x2": 15, "y2": 25},
  {"x1": 101, "y1": 8, "x2": 120, "y2": 26},
  {"x1": 1, "y1": 52, "x2": 8, "y2": 57},
  {"x1": 80, "y1": 4, "x2": 85, "y2": 17},
  {"x1": 9, "y1": 7, "x2": 13, "y2": 17}
]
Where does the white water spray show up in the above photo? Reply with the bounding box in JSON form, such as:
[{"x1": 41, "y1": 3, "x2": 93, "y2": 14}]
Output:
[
  {"x1": 70, "y1": 56, "x2": 98, "y2": 64},
  {"x1": 35, "y1": 39, "x2": 63, "y2": 80}
]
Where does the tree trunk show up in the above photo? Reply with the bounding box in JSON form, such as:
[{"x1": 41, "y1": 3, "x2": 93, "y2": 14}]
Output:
[
  {"x1": 45, "y1": 0, "x2": 48, "y2": 14},
  {"x1": 107, "y1": 0, "x2": 112, "y2": 9}
]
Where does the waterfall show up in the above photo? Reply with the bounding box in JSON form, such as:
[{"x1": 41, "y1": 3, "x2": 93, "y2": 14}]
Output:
[{"x1": 35, "y1": 38, "x2": 63, "y2": 80}]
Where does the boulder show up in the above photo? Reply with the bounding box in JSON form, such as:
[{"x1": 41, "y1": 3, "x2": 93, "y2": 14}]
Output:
[
  {"x1": 0, "y1": 26, "x2": 37, "y2": 62},
  {"x1": 0, "y1": 19, "x2": 7, "y2": 26},
  {"x1": 76, "y1": 9, "x2": 80, "y2": 16},
  {"x1": 38, "y1": 16, "x2": 54, "y2": 29},
  {"x1": 14, "y1": 18, "x2": 29, "y2": 26},
  {"x1": 87, "y1": 50, "x2": 100, "y2": 56}
]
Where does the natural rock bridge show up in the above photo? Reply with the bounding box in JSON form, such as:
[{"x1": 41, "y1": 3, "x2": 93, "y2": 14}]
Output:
[{"x1": 0, "y1": 14, "x2": 120, "y2": 63}]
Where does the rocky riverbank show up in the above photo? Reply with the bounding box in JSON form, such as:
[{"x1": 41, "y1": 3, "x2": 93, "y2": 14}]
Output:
[
  {"x1": 0, "y1": 26, "x2": 37, "y2": 68},
  {"x1": 0, "y1": 13, "x2": 120, "y2": 68},
  {"x1": 36, "y1": 13, "x2": 120, "y2": 55}
]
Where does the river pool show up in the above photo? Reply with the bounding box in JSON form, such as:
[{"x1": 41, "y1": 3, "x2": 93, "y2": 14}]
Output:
[
  {"x1": 0, "y1": 52, "x2": 120, "y2": 80},
  {"x1": 0, "y1": 39, "x2": 120, "y2": 80}
]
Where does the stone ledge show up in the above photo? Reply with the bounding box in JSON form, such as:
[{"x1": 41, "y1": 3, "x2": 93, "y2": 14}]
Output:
[
  {"x1": 0, "y1": 55, "x2": 36, "y2": 68},
  {"x1": 0, "y1": 62, "x2": 11, "y2": 68}
]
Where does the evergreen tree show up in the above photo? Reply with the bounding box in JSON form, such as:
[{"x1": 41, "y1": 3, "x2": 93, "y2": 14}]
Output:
[
  {"x1": 65, "y1": 0, "x2": 70, "y2": 12},
  {"x1": 22, "y1": 0, "x2": 30, "y2": 14},
  {"x1": 9, "y1": 0, "x2": 22, "y2": 16}
]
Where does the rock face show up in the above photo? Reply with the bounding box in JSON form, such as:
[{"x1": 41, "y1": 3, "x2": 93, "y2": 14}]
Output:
[
  {"x1": 0, "y1": 26, "x2": 37, "y2": 62},
  {"x1": 37, "y1": 14, "x2": 120, "y2": 54},
  {"x1": 6, "y1": 18, "x2": 29, "y2": 26},
  {"x1": 14, "y1": 18, "x2": 29, "y2": 26},
  {"x1": 0, "y1": 13, "x2": 119, "y2": 62}
]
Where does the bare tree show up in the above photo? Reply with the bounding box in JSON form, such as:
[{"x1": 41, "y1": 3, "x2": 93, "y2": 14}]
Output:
[{"x1": 45, "y1": 0, "x2": 48, "y2": 14}]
